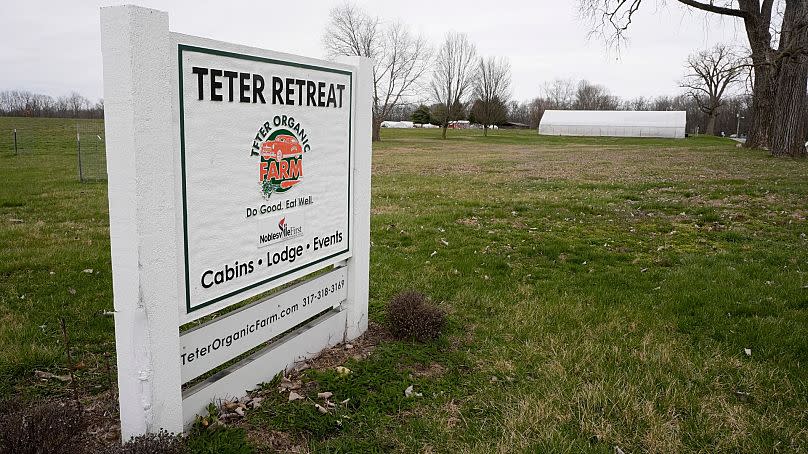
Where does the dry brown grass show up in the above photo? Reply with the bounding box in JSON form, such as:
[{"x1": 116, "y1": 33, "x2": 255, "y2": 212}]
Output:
[{"x1": 373, "y1": 140, "x2": 803, "y2": 185}]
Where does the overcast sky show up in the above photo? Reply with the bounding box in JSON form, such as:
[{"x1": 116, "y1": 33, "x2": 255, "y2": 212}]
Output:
[{"x1": 1, "y1": 0, "x2": 747, "y2": 104}]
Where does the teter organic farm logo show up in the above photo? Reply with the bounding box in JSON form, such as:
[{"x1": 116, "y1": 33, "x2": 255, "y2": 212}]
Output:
[{"x1": 251, "y1": 117, "x2": 311, "y2": 199}]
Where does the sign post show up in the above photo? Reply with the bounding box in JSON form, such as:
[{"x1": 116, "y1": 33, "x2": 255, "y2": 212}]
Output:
[{"x1": 101, "y1": 5, "x2": 371, "y2": 439}]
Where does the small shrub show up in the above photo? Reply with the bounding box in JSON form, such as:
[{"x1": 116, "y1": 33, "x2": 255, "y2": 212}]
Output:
[
  {"x1": 386, "y1": 291, "x2": 446, "y2": 342},
  {"x1": 119, "y1": 430, "x2": 187, "y2": 454},
  {"x1": 0, "y1": 398, "x2": 87, "y2": 454}
]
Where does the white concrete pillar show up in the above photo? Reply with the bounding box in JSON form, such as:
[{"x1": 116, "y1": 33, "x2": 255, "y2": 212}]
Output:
[{"x1": 100, "y1": 5, "x2": 184, "y2": 439}]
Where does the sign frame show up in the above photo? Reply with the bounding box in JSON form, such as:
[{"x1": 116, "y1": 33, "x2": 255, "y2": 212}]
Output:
[
  {"x1": 174, "y1": 42, "x2": 355, "y2": 319},
  {"x1": 101, "y1": 5, "x2": 372, "y2": 439}
]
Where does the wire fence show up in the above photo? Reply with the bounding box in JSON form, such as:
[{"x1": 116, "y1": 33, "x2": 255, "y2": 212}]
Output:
[
  {"x1": 2, "y1": 119, "x2": 107, "y2": 181},
  {"x1": 4, "y1": 126, "x2": 35, "y2": 155},
  {"x1": 75, "y1": 122, "x2": 107, "y2": 182}
]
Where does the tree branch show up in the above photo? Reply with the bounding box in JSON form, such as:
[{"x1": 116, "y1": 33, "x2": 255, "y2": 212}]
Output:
[{"x1": 676, "y1": 0, "x2": 750, "y2": 19}]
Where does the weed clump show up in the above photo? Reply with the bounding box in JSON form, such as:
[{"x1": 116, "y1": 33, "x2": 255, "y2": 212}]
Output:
[
  {"x1": 0, "y1": 399, "x2": 87, "y2": 454},
  {"x1": 0, "y1": 396, "x2": 191, "y2": 454},
  {"x1": 119, "y1": 430, "x2": 187, "y2": 454},
  {"x1": 386, "y1": 291, "x2": 446, "y2": 342}
]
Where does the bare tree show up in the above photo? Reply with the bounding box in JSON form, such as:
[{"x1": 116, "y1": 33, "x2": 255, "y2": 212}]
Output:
[
  {"x1": 579, "y1": 0, "x2": 808, "y2": 157},
  {"x1": 322, "y1": 3, "x2": 379, "y2": 58},
  {"x1": 521, "y1": 97, "x2": 553, "y2": 128},
  {"x1": 0, "y1": 90, "x2": 34, "y2": 115},
  {"x1": 680, "y1": 44, "x2": 746, "y2": 135},
  {"x1": 528, "y1": 98, "x2": 546, "y2": 127},
  {"x1": 323, "y1": 3, "x2": 431, "y2": 142},
  {"x1": 622, "y1": 96, "x2": 650, "y2": 111},
  {"x1": 63, "y1": 92, "x2": 89, "y2": 118},
  {"x1": 0, "y1": 90, "x2": 102, "y2": 118},
  {"x1": 430, "y1": 32, "x2": 478, "y2": 139},
  {"x1": 650, "y1": 96, "x2": 675, "y2": 111},
  {"x1": 473, "y1": 56, "x2": 511, "y2": 136},
  {"x1": 573, "y1": 80, "x2": 619, "y2": 110},
  {"x1": 506, "y1": 100, "x2": 531, "y2": 125},
  {"x1": 541, "y1": 78, "x2": 576, "y2": 110}
]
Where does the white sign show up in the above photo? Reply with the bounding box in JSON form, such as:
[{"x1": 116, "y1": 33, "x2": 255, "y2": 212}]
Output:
[
  {"x1": 101, "y1": 5, "x2": 372, "y2": 438},
  {"x1": 177, "y1": 41, "x2": 353, "y2": 321},
  {"x1": 180, "y1": 267, "x2": 347, "y2": 383}
]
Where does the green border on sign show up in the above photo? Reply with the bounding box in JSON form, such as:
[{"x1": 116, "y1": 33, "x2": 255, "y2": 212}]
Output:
[{"x1": 177, "y1": 44, "x2": 353, "y2": 315}]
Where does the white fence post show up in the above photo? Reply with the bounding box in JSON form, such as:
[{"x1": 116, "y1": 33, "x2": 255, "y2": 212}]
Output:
[
  {"x1": 101, "y1": 5, "x2": 183, "y2": 439},
  {"x1": 337, "y1": 56, "x2": 373, "y2": 340}
]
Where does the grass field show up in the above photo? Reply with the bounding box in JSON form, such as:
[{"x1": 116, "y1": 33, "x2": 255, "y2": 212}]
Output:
[{"x1": 1, "y1": 117, "x2": 807, "y2": 452}]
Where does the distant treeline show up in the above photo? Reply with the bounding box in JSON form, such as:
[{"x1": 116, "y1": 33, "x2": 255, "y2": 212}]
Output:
[
  {"x1": 0, "y1": 90, "x2": 103, "y2": 119},
  {"x1": 503, "y1": 79, "x2": 751, "y2": 136},
  {"x1": 385, "y1": 79, "x2": 752, "y2": 137},
  {"x1": 3, "y1": 83, "x2": 751, "y2": 136}
]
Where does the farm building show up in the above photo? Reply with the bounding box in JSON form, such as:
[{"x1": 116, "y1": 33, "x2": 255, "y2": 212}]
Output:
[
  {"x1": 539, "y1": 110, "x2": 686, "y2": 139},
  {"x1": 448, "y1": 120, "x2": 470, "y2": 129},
  {"x1": 501, "y1": 121, "x2": 530, "y2": 129},
  {"x1": 381, "y1": 120, "x2": 414, "y2": 128}
]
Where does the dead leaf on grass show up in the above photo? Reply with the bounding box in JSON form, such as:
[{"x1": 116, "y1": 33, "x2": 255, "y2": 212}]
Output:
[
  {"x1": 404, "y1": 385, "x2": 422, "y2": 398},
  {"x1": 279, "y1": 376, "x2": 301, "y2": 390},
  {"x1": 34, "y1": 370, "x2": 71, "y2": 382}
]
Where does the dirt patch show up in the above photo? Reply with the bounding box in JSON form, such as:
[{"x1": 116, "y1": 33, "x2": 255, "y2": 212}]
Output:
[
  {"x1": 442, "y1": 399, "x2": 463, "y2": 430},
  {"x1": 401, "y1": 363, "x2": 446, "y2": 379},
  {"x1": 456, "y1": 217, "x2": 480, "y2": 227},
  {"x1": 82, "y1": 391, "x2": 122, "y2": 447},
  {"x1": 449, "y1": 323, "x2": 476, "y2": 351},
  {"x1": 371, "y1": 206, "x2": 394, "y2": 215},
  {"x1": 246, "y1": 429, "x2": 308, "y2": 453}
]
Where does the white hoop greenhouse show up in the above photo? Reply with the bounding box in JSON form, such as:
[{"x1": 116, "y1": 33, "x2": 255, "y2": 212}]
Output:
[{"x1": 539, "y1": 110, "x2": 686, "y2": 139}]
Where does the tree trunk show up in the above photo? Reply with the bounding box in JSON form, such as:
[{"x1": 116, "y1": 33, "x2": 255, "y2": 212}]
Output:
[
  {"x1": 372, "y1": 120, "x2": 382, "y2": 142},
  {"x1": 769, "y1": 0, "x2": 808, "y2": 157},
  {"x1": 483, "y1": 125, "x2": 488, "y2": 137},
  {"x1": 745, "y1": 59, "x2": 777, "y2": 149},
  {"x1": 770, "y1": 59, "x2": 808, "y2": 156},
  {"x1": 705, "y1": 112, "x2": 717, "y2": 136},
  {"x1": 742, "y1": 6, "x2": 777, "y2": 151},
  {"x1": 441, "y1": 122, "x2": 448, "y2": 139}
]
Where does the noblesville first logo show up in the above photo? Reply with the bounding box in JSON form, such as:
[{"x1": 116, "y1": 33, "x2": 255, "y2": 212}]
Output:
[
  {"x1": 277, "y1": 216, "x2": 303, "y2": 240},
  {"x1": 258, "y1": 213, "x2": 305, "y2": 247}
]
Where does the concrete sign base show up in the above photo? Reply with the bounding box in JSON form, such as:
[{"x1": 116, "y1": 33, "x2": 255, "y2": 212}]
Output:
[{"x1": 101, "y1": 5, "x2": 371, "y2": 439}]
